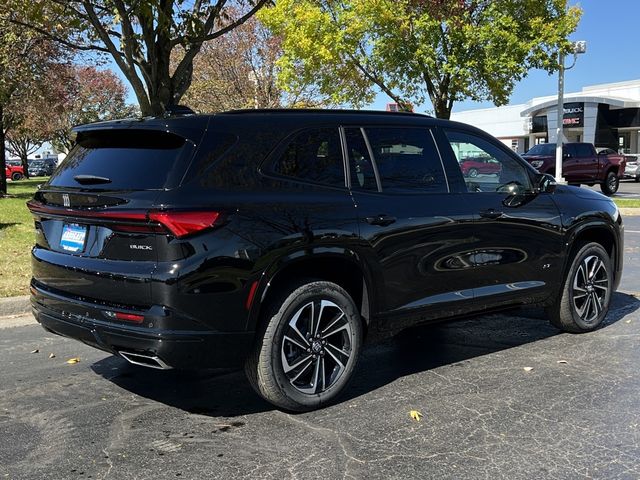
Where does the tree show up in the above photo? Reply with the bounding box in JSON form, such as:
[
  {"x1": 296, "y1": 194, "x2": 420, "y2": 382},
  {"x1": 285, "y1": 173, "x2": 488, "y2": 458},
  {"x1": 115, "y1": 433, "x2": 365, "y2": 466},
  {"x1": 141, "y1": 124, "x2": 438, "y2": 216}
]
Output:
[
  {"x1": 0, "y1": 13, "x2": 66, "y2": 193},
  {"x1": 5, "y1": 0, "x2": 270, "y2": 116},
  {"x1": 260, "y1": 0, "x2": 582, "y2": 118},
  {"x1": 6, "y1": 109, "x2": 51, "y2": 179},
  {"x1": 50, "y1": 66, "x2": 137, "y2": 154},
  {"x1": 176, "y1": 14, "x2": 327, "y2": 112}
]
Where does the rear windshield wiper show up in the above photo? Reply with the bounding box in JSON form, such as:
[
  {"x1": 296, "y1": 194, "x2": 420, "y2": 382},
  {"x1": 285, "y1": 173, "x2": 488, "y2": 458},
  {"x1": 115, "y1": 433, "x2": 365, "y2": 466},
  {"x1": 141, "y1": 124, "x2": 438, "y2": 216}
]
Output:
[{"x1": 73, "y1": 175, "x2": 112, "y2": 185}]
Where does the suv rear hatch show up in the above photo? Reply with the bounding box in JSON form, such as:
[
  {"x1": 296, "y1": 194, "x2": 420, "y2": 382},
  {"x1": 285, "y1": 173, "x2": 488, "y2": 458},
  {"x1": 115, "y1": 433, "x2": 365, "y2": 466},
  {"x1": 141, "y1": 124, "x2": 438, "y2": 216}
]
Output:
[{"x1": 28, "y1": 122, "x2": 209, "y2": 310}]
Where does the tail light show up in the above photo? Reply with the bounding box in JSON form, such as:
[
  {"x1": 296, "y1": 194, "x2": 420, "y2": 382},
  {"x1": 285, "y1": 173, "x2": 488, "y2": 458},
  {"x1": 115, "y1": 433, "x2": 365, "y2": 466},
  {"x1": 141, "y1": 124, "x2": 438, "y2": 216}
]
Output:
[
  {"x1": 26, "y1": 201, "x2": 220, "y2": 238},
  {"x1": 149, "y1": 211, "x2": 220, "y2": 238}
]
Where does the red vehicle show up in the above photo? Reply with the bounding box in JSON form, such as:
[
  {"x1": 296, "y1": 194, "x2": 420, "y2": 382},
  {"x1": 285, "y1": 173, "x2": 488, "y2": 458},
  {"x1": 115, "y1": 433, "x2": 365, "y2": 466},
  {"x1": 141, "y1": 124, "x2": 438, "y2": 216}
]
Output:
[
  {"x1": 522, "y1": 142, "x2": 626, "y2": 196},
  {"x1": 459, "y1": 156, "x2": 502, "y2": 177},
  {"x1": 5, "y1": 163, "x2": 24, "y2": 181}
]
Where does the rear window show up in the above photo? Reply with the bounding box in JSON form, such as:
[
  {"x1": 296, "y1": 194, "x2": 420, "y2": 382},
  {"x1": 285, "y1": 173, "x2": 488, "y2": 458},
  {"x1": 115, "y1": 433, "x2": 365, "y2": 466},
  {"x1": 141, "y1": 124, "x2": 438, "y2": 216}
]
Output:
[
  {"x1": 526, "y1": 144, "x2": 556, "y2": 156},
  {"x1": 48, "y1": 130, "x2": 193, "y2": 190}
]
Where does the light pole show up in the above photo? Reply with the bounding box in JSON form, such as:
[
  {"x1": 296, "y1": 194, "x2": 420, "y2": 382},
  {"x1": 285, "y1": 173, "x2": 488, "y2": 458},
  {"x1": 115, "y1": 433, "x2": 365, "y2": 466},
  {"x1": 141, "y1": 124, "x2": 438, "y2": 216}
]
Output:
[{"x1": 555, "y1": 40, "x2": 587, "y2": 183}]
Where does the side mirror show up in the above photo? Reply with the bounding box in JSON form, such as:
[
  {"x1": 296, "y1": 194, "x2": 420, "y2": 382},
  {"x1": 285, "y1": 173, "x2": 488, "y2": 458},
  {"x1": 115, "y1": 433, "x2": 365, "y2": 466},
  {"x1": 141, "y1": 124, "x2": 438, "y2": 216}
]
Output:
[{"x1": 537, "y1": 173, "x2": 557, "y2": 193}]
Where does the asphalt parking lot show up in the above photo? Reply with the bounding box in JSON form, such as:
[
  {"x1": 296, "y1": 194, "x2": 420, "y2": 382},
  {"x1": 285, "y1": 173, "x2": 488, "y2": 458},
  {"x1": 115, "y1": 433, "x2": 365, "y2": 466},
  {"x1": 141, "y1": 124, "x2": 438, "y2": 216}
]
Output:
[
  {"x1": 2, "y1": 217, "x2": 640, "y2": 479},
  {"x1": 588, "y1": 177, "x2": 640, "y2": 198}
]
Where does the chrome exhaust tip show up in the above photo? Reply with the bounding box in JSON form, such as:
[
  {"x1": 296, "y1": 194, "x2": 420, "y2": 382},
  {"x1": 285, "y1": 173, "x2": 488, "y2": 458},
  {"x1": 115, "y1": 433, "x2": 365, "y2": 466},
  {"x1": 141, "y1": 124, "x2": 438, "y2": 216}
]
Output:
[{"x1": 119, "y1": 351, "x2": 172, "y2": 370}]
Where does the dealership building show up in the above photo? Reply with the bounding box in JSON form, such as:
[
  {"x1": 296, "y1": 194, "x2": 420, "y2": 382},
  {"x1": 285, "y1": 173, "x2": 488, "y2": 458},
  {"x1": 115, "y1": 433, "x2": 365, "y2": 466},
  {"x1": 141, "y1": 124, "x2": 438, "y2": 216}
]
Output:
[{"x1": 450, "y1": 79, "x2": 640, "y2": 155}]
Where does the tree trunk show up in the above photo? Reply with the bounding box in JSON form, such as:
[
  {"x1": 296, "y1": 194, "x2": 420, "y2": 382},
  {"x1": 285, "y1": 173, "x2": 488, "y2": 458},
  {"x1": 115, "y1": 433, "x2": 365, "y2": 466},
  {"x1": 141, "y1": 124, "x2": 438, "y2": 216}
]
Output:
[
  {"x1": 432, "y1": 96, "x2": 452, "y2": 119},
  {"x1": 0, "y1": 103, "x2": 7, "y2": 196},
  {"x1": 20, "y1": 153, "x2": 30, "y2": 179}
]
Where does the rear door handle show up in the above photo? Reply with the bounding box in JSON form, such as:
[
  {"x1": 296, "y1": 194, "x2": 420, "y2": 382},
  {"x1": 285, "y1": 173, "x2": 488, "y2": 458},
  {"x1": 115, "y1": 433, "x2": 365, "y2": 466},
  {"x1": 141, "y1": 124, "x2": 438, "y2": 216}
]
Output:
[
  {"x1": 479, "y1": 209, "x2": 503, "y2": 219},
  {"x1": 365, "y1": 214, "x2": 397, "y2": 226}
]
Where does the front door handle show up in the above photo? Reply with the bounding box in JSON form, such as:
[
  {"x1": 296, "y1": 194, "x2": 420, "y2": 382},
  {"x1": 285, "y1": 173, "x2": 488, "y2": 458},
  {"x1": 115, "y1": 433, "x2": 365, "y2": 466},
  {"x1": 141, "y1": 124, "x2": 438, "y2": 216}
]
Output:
[
  {"x1": 479, "y1": 209, "x2": 503, "y2": 220},
  {"x1": 365, "y1": 214, "x2": 397, "y2": 226}
]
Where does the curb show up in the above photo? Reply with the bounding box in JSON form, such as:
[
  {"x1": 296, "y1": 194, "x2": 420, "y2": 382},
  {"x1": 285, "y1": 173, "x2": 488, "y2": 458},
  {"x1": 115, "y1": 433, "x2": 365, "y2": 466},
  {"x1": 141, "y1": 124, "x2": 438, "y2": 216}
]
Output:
[
  {"x1": 619, "y1": 207, "x2": 640, "y2": 216},
  {"x1": 0, "y1": 295, "x2": 31, "y2": 319}
]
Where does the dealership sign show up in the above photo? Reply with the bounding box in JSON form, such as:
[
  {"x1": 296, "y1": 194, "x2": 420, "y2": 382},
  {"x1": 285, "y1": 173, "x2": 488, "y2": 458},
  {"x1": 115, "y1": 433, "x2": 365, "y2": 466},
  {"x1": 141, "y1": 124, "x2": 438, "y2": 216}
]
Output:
[{"x1": 563, "y1": 102, "x2": 584, "y2": 127}]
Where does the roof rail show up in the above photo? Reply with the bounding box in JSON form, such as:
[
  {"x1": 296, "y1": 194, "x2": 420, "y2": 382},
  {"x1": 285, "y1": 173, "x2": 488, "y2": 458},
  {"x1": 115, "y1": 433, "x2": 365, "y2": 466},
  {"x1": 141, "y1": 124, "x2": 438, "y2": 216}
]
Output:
[{"x1": 222, "y1": 108, "x2": 432, "y2": 118}]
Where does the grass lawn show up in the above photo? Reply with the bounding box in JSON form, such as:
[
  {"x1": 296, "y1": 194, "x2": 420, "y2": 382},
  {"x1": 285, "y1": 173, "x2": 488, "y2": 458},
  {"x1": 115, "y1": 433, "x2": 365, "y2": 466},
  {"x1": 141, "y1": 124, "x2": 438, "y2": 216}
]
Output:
[
  {"x1": 0, "y1": 178, "x2": 45, "y2": 297},
  {"x1": 613, "y1": 198, "x2": 640, "y2": 208}
]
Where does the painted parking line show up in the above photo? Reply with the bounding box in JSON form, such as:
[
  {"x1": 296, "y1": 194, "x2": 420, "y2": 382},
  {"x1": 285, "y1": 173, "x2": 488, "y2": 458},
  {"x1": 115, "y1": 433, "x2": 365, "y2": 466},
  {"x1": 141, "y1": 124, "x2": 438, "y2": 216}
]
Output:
[{"x1": 625, "y1": 230, "x2": 640, "y2": 233}]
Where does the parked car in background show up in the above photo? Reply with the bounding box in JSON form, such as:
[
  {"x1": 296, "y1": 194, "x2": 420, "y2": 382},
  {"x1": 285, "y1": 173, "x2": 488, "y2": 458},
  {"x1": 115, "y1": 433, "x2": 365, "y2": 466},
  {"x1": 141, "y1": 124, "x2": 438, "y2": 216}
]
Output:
[
  {"x1": 458, "y1": 155, "x2": 502, "y2": 177},
  {"x1": 5, "y1": 164, "x2": 24, "y2": 181},
  {"x1": 28, "y1": 158, "x2": 57, "y2": 177},
  {"x1": 28, "y1": 110, "x2": 623, "y2": 411},
  {"x1": 521, "y1": 142, "x2": 626, "y2": 195},
  {"x1": 621, "y1": 154, "x2": 640, "y2": 182}
]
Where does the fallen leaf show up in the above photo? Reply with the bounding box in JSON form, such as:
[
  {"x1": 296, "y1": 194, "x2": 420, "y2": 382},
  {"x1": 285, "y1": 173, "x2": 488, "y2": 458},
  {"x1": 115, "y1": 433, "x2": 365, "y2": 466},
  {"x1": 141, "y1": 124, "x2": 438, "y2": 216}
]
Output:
[
  {"x1": 625, "y1": 319, "x2": 632, "y2": 324},
  {"x1": 523, "y1": 367, "x2": 533, "y2": 372},
  {"x1": 409, "y1": 410, "x2": 423, "y2": 422},
  {"x1": 30, "y1": 349, "x2": 39, "y2": 354},
  {"x1": 49, "y1": 353, "x2": 56, "y2": 359},
  {"x1": 557, "y1": 360, "x2": 568, "y2": 364},
  {"x1": 66, "y1": 357, "x2": 80, "y2": 364}
]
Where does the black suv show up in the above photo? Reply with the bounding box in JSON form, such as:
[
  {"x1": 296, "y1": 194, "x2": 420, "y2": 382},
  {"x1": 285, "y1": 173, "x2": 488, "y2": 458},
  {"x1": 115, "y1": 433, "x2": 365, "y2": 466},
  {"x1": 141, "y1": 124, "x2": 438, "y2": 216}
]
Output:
[{"x1": 28, "y1": 110, "x2": 623, "y2": 411}]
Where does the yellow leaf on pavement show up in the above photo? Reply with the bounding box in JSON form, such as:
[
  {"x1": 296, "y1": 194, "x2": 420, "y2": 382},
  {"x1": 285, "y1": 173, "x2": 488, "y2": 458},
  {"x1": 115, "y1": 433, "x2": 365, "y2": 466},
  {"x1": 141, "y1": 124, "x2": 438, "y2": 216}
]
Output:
[
  {"x1": 66, "y1": 357, "x2": 80, "y2": 364},
  {"x1": 409, "y1": 410, "x2": 423, "y2": 422}
]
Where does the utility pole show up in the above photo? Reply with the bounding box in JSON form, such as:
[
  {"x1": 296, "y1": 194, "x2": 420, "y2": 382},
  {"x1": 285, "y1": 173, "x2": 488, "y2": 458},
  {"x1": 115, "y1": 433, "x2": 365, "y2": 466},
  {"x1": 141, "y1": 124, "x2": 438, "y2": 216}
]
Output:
[
  {"x1": 555, "y1": 40, "x2": 587, "y2": 183},
  {"x1": 555, "y1": 51, "x2": 565, "y2": 183}
]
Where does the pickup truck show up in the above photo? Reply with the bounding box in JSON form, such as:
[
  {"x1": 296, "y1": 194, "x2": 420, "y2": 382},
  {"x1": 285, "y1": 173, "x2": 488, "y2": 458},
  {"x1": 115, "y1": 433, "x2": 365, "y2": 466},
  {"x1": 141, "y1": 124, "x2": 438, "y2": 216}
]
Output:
[
  {"x1": 5, "y1": 164, "x2": 24, "y2": 181},
  {"x1": 521, "y1": 142, "x2": 626, "y2": 196}
]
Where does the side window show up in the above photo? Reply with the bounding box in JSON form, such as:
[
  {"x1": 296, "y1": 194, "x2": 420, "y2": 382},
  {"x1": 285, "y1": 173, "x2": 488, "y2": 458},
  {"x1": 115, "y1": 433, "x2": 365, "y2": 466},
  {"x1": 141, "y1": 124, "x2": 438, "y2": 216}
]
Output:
[
  {"x1": 576, "y1": 144, "x2": 593, "y2": 157},
  {"x1": 363, "y1": 127, "x2": 447, "y2": 193},
  {"x1": 564, "y1": 144, "x2": 578, "y2": 158},
  {"x1": 344, "y1": 128, "x2": 378, "y2": 191},
  {"x1": 444, "y1": 129, "x2": 532, "y2": 193},
  {"x1": 271, "y1": 128, "x2": 345, "y2": 187}
]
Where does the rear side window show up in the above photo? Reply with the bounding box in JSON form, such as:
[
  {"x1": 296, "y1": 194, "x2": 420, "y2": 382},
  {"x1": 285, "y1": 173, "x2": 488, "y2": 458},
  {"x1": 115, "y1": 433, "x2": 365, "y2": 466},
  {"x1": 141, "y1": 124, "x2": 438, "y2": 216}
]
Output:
[
  {"x1": 576, "y1": 144, "x2": 593, "y2": 157},
  {"x1": 48, "y1": 130, "x2": 192, "y2": 190},
  {"x1": 564, "y1": 144, "x2": 578, "y2": 157},
  {"x1": 270, "y1": 128, "x2": 345, "y2": 187},
  {"x1": 364, "y1": 127, "x2": 447, "y2": 193}
]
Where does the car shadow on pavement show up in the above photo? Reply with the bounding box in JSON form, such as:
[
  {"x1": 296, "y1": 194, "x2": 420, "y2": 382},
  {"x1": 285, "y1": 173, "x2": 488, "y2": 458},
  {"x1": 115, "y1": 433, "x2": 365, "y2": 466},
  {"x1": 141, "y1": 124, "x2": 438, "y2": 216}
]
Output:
[{"x1": 91, "y1": 291, "x2": 639, "y2": 417}]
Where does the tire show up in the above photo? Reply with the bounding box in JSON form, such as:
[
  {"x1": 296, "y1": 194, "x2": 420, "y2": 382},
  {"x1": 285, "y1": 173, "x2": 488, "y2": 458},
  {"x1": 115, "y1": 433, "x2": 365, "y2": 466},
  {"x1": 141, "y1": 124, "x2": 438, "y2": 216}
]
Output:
[
  {"x1": 600, "y1": 171, "x2": 619, "y2": 196},
  {"x1": 635, "y1": 176, "x2": 639, "y2": 183},
  {"x1": 11, "y1": 172, "x2": 22, "y2": 181},
  {"x1": 468, "y1": 168, "x2": 479, "y2": 178},
  {"x1": 545, "y1": 242, "x2": 612, "y2": 333},
  {"x1": 245, "y1": 280, "x2": 363, "y2": 411}
]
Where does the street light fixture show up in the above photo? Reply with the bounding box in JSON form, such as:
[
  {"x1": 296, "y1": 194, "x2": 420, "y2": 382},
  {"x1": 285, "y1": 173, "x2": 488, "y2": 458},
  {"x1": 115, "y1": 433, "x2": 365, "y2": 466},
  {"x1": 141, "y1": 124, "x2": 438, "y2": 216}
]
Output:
[{"x1": 555, "y1": 40, "x2": 587, "y2": 183}]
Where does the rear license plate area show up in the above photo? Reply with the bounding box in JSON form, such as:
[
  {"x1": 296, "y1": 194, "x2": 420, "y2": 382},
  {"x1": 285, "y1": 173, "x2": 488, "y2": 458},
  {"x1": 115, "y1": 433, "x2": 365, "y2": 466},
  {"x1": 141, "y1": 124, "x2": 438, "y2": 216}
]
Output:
[{"x1": 60, "y1": 223, "x2": 87, "y2": 253}]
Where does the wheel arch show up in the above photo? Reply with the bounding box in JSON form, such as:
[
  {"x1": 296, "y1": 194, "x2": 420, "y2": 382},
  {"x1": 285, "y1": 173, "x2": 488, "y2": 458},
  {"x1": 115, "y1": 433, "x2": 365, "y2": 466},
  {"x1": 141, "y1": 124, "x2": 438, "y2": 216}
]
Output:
[
  {"x1": 246, "y1": 249, "x2": 375, "y2": 334},
  {"x1": 564, "y1": 221, "x2": 619, "y2": 284},
  {"x1": 606, "y1": 165, "x2": 619, "y2": 176}
]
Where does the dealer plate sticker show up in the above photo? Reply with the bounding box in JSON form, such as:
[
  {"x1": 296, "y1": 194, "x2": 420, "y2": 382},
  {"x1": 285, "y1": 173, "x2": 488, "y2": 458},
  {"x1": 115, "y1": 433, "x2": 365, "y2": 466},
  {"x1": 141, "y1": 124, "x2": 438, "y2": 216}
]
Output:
[{"x1": 60, "y1": 223, "x2": 87, "y2": 253}]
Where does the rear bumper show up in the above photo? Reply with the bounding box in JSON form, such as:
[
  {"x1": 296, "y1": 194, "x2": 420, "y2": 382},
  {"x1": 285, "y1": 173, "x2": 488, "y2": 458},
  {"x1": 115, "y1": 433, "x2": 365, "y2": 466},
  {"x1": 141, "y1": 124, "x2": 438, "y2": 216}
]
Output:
[{"x1": 31, "y1": 284, "x2": 254, "y2": 369}]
